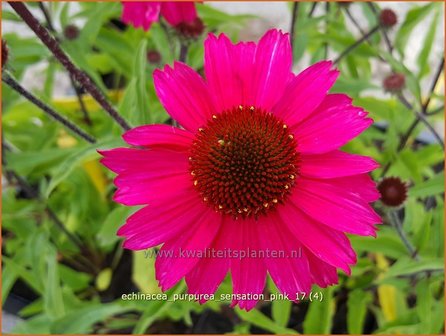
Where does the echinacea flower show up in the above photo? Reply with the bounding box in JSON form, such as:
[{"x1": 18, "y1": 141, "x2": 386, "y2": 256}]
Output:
[
  {"x1": 100, "y1": 29, "x2": 382, "y2": 310},
  {"x1": 121, "y1": 1, "x2": 198, "y2": 32}
]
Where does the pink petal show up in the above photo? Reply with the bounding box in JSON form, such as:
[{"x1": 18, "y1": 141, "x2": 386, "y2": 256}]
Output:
[
  {"x1": 99, "y1": 148, "x2": 190, "y2": 206},
  {"x1": 278, "y1": 202, "x2": 356, "y2": 274},
  {"x1": 291, "y1": 177, "x2": 381, "y2": 236},
  {"x1": 122, "y1": 124, "x2": 194, "y2": 150},
  {"x1": 113, "y1": 170, "x2": 190, "y2": 206},
  {"x1": 273, "y1": 61, "x2": 339, "y2": 126},
  {"x1": 118, "y1": 187, "x2": 203, "y2": 250},
  {"x1": 121, "y1": 2, "x2": 160, "y2": 31},
  {"x1": 155, "y1": 208, "x2": 222, "y2": 291},
  {"x1": 204, "y1": 29, "x2": 292, "y2": 113},
  {"x1": 160, "y1": 2, "x2": 197, "y2": 26},
  {"x1": 229, "y1": 218, "x2": 267, "y2": 311},
  {"x1": 154, "y1": 61, "x2": 216, "y2": 131},
  {"x1": 185, "y1": 217, "x2": 233, "y2": 302},
  {"x1": 257, "y1": 212, "x2": 312, "y2": 299},
  {"x1": 251, "y1": 29, "x2": 292, "y2": 110},
  {"x1": 306, "y1": 251, "x2": 339, "y2": 288},
  {"x1": 323, "y1": 174, "x2": 381, "y2": 202},
  {"x1": 292, "y1": 94, "x2": 373, "y2": 154},
  {"x1": 300, "y1": 150, "x2": 379, "y2": 178},
  {"x1": 99, "y1": 148, "x2": 187, "y2": 174},
  {"x1": 204, "y1": 33, "x2": 256, "y2": 112}
]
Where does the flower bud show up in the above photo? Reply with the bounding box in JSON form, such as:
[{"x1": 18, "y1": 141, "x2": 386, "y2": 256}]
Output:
[
  {"x1": 378, "y1": 177, "x2": 408, "y2": 207},
  {"x1": 379, "y1": 9, "x2": 397, "y2": 28},
  {"x1": 63, "y1": 24, "x2": 80, "y2": 40},
  {"x1": 383, "y1": 73, "x2": 405, "y2": 93},
  {"x1": 175, "y1": 17, "x2": 205, "y2": 39},
  {"x1": 147, "y1": 50, "x2": 162, "y2": 64}
]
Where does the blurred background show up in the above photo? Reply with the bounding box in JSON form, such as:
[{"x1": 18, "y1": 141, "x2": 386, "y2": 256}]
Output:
[{"x1": 2, "y1": 1, "x2": 445, "y2": 334}]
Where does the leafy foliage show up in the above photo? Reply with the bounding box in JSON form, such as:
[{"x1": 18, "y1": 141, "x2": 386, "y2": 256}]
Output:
[{"x1": 2, "y1": 2, "x2": 444, "y2": 334}]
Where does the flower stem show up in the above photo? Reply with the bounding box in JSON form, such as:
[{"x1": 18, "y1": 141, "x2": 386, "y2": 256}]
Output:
[
  {"x1": 9, "y1": 1, "x2": 131, "y2": 131},
  {"x1": 2, "y1": 72, "x2": 96, "y2": 144},
  {"x1": 367, "y1": 2, "x2": 393, "y2": 53},
  {"x1": 333, "y1": 25, "x2": 379, "y2": 65},
  {"x1": 38, "y1": 2, "x2": 92, "y2": 126},
  {"x1": 398, "y1": 93, "x2": 444, "y2": 149},
  {"x1": 308, "y1": 2, "x2": 318, "y2": 18},
  {"x1": 423, "y1": 56, "x2": 444, "y2": 112},
  {"x1": 389, "y1": 210, "x2": 420, "y2": 260},
  {"x1": 289, "y1": 2, "x2": 299, "y2": 50}
]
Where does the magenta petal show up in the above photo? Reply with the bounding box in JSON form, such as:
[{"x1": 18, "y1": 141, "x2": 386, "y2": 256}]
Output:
[
  {"x1": 204, "y1": 33, "x2": 256, "y2": 112},
  {"x1": 160, "y1": 2, "x2": 197, "y2": 26},
  {"x1": 99, "y1": 148, "x2": 186, "y2": 174},
  {"x1": 185, "y1": 217, "x2": 233, "y2": 302},
  {"x1": 279, "y1": 203, "x2": 356, "y2": 273},
  {"x1": 229, "y1": 218, "x2": 267, "y2": 311},
  {"x1": 258, "y1": 212, "x2": 312, "y2": 298},
  {"x1": 292, "y1": 94, "x2": 373, "y2": 154},
  {"x1": 292, "y1": 177, "x2": 381, "y2": 236},
  {"x1": 113, "y1": 171, "x2": 190, "y2": 206},
  {"x1": 154, "y1": 61, "x2": 216, "y2": 131},
  {"x1": 300, "y1": 150, "x2": 379, "y2": 178},
  {"x1": 121, "y1": 2, "x2": 160, "y2": 31},
  {"x1": 122, "y1": 124, "x2": 194, "y2": 149},
  {"x1": 99, "y1": 147, "x2": 190, "y2": 206},
  {"x1": 251, "y1": 29, "x2": 292, "y2": 110},
  {"x1": 119, "y1": 187, "x2": 202, "y2": 250},
  {"x1": 306, "y1": 251, "x2": 339, "y2": 287},
  {"x1": 155, "y1": 208, "x2": 221, "y2": 291},
  {"x1": 273, "y1": 61, "x2": 339, "y2": 126},
  {"x1": 324, "y1": 174, "x2": 381, "y2": 202}
]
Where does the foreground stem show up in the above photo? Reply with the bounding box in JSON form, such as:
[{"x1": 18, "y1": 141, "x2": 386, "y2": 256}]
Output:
[
  {"x1": 9, "y1": 1, "x2": 130, "y2": 131},
  {"x1": 3, "y1": 73, "x2": 96, "y2": 144}
]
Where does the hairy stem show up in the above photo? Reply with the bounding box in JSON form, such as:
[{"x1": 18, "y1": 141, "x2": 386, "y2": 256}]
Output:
[
  {"x1": 39, "y1": 2, "x2": 92, "y2": 126},
  {"x1": 2, "y1": 73, "x2": 96, "y2": 144},
  {"x1": 9, "y1": 1, "x2": 130, "y2": 131}
]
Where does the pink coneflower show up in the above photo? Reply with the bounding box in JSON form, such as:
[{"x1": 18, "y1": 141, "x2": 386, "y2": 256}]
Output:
[
  {"x1": 121, "y1": 1, "x2": 199, "y2": 32},
  {"x1": 100, "y1": 29, "x2": 381, "y2": 310}
]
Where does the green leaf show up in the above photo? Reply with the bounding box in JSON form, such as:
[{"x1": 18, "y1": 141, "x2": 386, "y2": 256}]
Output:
[
  {"x1": 347, "y1": 289, "x2": 373, "y2": 334},
  {"x1": 133, "y1": 39, "x2": 151, "y2": 125},
  {"x1": 50, "y1": 303, "x2": 131, "y2": 334},
  {"x1": 2, "y1": 263, "x2": 19, "y2": 305},
  {"x1": 132, "y1": 250, "x2": 160, "y2": 295},
  {"x1": 44, "y1": 247, "x2": 65, "y2": 319},
  {"x1": 269, "y1": 281, "x2": 292, "y2": 328},
  {"x1": 379, "y1": 257, "x2": 444, "y2": 281},
  {"x1": 45, "y1": 138, "x2": 122, "y2": 198},
  {"x1": 97, "y1": 206, "x2": 134, "y2": 248},
  {"x1": 133, "y1": 282, "x2": 187, "y2": 334},
  {"x1": 303, "y1": 287, "x2": 335, "y2": 334},
  {"x1": 350, "y1": 228, "x2": 408, "y2": 259},
  {"x1": 409, "y1": 172, "x2": 444, "y2": 198},
  {"x1": 395, "y1": 3, "x2": 435, "y2": 58},
  {"x1": 236, "y1": 308, "x2": 297, "y2": 334},
  {"x1": 416, "y1": 8, "x2": 440, "y2": 79}
]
